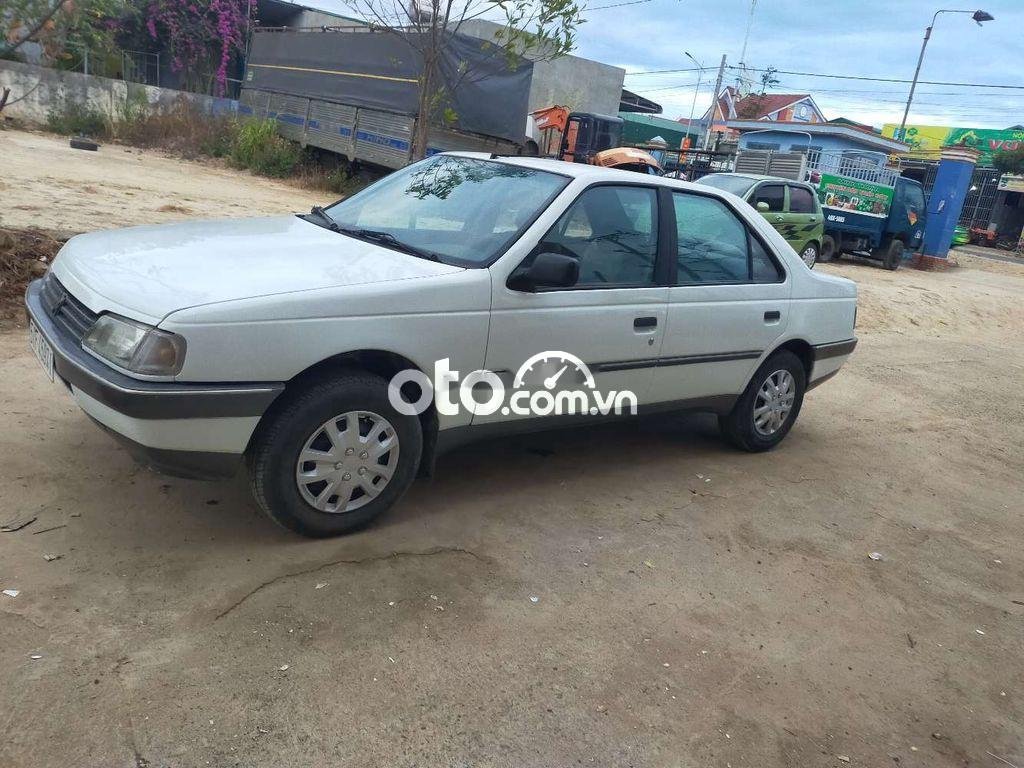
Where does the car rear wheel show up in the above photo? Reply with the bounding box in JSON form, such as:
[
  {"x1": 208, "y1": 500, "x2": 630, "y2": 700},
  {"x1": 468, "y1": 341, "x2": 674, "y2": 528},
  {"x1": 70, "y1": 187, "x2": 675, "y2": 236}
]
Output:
[
  {"x1": 800, "y1": 242, "x2": 819, "y2": 269},
  {"x1": 248, "y1": 371, "x2": 422, "y2": 537},
  {"x1": 719, "y1": 350, "x2": 806, "y2": 452}
]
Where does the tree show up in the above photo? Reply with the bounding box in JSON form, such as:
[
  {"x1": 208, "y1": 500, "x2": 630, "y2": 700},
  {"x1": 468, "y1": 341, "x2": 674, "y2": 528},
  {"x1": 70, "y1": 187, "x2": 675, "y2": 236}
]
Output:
[
  {"x1": 2, "y1": 0, "x2": 124, "y2": 61},
  {"x1": 345, "y1": 0, "x2": 584, "y2": 160},
  {"x1": 992, "y1": 146, "x2": 1024, "y2": 176},
  {"x1": 139, "y1": 0, "x2": 253, "y2": 96}
]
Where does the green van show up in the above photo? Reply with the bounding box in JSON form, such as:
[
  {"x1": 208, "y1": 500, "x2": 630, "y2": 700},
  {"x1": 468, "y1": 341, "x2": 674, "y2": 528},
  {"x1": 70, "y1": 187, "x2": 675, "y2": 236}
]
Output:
[{"x1": 696, "y1": 173, "x2": 825, "y2": 268}]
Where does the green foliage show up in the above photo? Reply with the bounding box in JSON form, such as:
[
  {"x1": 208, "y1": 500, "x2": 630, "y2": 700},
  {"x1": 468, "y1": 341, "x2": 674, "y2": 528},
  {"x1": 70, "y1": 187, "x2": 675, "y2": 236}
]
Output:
[
  {"x1": 45, "y1": 101, "x2": 109, "y2": 137},
  {"x1": 488, "y1": 0, "x2": 585, "y2": 62},
  {"x1": 231, "y1": 119, "x2": 301, "y2": 178},
  {"x1": 992, "y1": 147, "x2": 1024, "y2": 175},
  {"x1": 2, "y1": 0, "x2": 126, "y2": 62}
]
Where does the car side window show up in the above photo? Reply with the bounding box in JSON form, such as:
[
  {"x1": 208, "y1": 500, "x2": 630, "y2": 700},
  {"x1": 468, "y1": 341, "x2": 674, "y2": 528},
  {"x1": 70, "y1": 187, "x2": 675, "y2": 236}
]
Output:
[
  {"x1": 751, "y1": 236, "x2": 784, "y2": 282},
  {"x1": 537, "y1": 186, "x2": 658, "y2": 286},
  {"x1": 751, "y1": 184, "x2": 785, "y2": 212},
  {"x1": 788, "y1": 185, "x2": 816, "y2": 214},
  {"x1": 673, "y1": 192, "x2": 783, "y2": 284}
]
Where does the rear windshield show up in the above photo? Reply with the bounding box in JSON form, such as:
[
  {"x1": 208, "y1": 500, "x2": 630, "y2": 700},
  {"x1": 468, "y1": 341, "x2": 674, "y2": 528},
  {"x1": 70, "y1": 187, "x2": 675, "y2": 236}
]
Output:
[
  {"x1": 695, "y1": 174, "x2": 758, "y2": 198},
  {"x1": 325, "y1": 156, "x2": 569, "y2": 267}
]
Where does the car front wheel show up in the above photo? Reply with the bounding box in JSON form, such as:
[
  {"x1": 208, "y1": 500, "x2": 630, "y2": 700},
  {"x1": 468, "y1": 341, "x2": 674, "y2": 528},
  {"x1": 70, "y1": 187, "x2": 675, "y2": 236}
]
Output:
[
  {"x1": 248, "y1": 371, "x2": 423, "y2": 537},
  {"x1": 719, "y1": 350, "x2": 806, "y2": 452}
]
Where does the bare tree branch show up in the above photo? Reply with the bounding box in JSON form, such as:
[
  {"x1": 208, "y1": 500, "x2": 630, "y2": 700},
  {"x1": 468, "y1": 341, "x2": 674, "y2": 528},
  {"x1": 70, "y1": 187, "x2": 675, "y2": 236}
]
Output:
[{"x1": 0, "y1": 0, "x2": 68, "y2": 58}]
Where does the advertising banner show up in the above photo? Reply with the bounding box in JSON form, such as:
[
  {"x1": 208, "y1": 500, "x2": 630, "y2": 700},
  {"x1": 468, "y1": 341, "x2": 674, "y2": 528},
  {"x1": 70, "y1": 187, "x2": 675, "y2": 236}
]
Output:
[
  {"x1": 882, "y1": 123, "x2": 1024, "y2": 165},
  {"x1": 817, "y1": 173, "x2": 894, "y2": 219}
]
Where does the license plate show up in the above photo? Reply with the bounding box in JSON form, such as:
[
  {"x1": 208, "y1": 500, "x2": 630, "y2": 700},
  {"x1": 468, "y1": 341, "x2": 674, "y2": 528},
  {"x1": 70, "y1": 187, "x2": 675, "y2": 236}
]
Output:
[{"x1": 28, "y1": 321, "x2": 54, "y2": 382}]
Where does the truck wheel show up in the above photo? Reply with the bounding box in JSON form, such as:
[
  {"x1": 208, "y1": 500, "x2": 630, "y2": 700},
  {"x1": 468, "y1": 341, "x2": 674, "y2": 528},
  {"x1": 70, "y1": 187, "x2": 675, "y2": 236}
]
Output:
[
  {"x1": 718, "y1": 350, "x2": 806, "y2": 452},
  {"x1": 881, "y1": 239, "x2": 904, "y2": 271},
  {"x1": 819, "y1": 235, "x2": 836, "y2": 263},
  {"x1": 248, "y1": 371, "x2": 423, "y2": 537}
]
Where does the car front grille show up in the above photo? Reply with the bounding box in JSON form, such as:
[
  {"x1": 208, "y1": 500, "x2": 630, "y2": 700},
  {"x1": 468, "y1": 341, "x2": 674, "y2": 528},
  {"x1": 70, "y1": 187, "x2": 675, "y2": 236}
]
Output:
[{"x1": 39, "y1": 272, "x2": 99, "y2": 343}]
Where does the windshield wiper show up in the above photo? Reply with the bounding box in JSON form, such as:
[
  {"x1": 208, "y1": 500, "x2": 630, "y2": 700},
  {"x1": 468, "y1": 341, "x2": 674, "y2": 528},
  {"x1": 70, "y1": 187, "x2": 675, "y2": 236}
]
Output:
[
  {"x1": 338, "y1": 227, "x2": 441, "y2": 262},
  {"x1": 306, "y1": 205, "x2": 339, "y2": 231}
]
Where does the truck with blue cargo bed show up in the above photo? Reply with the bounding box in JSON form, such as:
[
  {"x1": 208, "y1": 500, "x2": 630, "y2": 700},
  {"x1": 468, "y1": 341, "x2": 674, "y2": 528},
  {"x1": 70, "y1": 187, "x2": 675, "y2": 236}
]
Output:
[{"x1": 734, "y1": 144, "x2": 927, "y2": 270}]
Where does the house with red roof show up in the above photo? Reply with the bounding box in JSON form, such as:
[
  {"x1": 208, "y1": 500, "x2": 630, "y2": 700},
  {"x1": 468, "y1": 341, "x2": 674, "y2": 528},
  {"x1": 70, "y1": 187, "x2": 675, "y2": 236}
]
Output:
[{"x1": 703, "y1": 86, "x2": 826, "y2": 124}]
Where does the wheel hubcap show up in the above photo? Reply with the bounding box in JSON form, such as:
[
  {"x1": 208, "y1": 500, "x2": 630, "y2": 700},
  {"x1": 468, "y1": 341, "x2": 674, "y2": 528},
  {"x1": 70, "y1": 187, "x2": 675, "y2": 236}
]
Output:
[
  {"x1": 295, "y1": 410, "x2": 400, "y2": 513},
  {"x1": 802, "y1": 246, "x2": 817, "y2": 267},
  {"x1": 753, "y1": 369, "x2": 796, "y2": 436}
]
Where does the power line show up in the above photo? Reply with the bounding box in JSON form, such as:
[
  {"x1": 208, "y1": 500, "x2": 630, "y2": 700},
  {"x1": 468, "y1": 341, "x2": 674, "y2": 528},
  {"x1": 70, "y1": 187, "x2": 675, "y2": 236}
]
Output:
[
  {"x1": 728, "y1": 65, "x2": 1024, "y2": 91},
  {"x1": 588, "y1": 0, "x2": 653, "y2": 10},
  {"x1": 625, "y1": 67, "x2": 702, "y2": 77}
]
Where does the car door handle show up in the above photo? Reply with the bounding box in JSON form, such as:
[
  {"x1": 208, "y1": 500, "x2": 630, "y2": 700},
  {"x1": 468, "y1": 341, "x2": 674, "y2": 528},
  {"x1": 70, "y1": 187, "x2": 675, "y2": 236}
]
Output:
[
  {"x1": 764, "y1": 310, "x2": 781, "y2": 322},
  {"x1": 634, "y1": 316, "x2": 658, "y2": 329},
  {"x1": 774, "y1": 215, "x2": 785, "y2": 222}
]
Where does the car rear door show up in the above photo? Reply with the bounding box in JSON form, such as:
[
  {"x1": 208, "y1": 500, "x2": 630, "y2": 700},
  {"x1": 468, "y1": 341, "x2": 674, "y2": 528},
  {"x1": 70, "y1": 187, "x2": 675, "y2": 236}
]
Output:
[
  {"x1": 784, "y1": 183, "x2": 823, "y2": 252},
  {"x1": 648, "y1": 189, "x2": 791, "y2": 407}
]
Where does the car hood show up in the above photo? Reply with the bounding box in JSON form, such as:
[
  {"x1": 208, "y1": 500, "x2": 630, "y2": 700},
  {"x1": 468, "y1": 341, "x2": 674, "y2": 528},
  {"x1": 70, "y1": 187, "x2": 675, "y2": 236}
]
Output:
[{"x1": 52, "y1": 215, "x2": 464, "y2": 324}]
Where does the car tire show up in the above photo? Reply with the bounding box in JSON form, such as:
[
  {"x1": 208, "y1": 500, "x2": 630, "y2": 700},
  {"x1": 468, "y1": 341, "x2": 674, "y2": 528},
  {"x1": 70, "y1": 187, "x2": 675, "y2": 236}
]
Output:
[
  {"x1": 248, "y1": 370, "x2": 423, "y2": 537},
  {"x1": 799, "y1": 241, "x2": 819, "y2": 269},
  {"x1": 819, "y1": 235, "x2": 836, "y2": 263},
  {"x1": 69, "y1": 137, "x2": 99, "y2": 151},
  {"x1": 718, "y1": 350, "x2": 806, "y2": 452},
  {"x1": 880, "y1": 238, "x2": 904, "y2": 271}
]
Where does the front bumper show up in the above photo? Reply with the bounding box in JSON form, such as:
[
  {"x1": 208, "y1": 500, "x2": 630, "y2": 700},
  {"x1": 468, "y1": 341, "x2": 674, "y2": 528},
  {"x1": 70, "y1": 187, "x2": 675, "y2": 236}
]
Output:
[{"x1": 25, "y1": 279, "x2": 285, "y2": 479}]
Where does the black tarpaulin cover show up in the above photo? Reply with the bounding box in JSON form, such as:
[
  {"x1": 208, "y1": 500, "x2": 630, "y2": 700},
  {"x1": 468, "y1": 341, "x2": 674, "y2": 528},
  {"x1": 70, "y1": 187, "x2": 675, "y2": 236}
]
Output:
[{"x1": 245, "y1": 29, "x2": 533, "y2": 144}]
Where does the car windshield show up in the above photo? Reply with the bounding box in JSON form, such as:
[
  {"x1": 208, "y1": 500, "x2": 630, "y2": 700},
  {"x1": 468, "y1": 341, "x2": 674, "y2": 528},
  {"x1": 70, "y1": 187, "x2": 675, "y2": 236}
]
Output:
[
  {"x1": 324, "y1": 156, "x2": 569, "y2": 266},
  {"x1": 695, "y1": 174, "x2": 758, "y2": 197}
]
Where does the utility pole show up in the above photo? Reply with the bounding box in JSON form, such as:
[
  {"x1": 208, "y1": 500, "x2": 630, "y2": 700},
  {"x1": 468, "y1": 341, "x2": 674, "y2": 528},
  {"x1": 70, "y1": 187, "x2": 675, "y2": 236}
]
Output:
[
  {"x1": 683, "y1": 51, "x2": 705, "y2": 149},
  {"x1": 703, "y1": 54, "x2": 726, "y2": 150},
  {"x1": 897, "y1": 9, "x2": 994, "y2": 142}
]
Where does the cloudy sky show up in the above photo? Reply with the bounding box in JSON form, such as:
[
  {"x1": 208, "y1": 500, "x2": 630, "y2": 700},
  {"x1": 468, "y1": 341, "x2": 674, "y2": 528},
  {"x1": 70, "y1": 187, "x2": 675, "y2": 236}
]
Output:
[{"x1": 298, "y1": 0, "x2": 1023, "y2": 129}]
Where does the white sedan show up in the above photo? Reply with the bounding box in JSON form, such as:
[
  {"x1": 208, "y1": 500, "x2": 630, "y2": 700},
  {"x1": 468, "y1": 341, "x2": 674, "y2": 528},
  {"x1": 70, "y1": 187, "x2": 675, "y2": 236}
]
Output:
[{"x1": 25, "y1": 154, "x2": 857, "y2": 537}]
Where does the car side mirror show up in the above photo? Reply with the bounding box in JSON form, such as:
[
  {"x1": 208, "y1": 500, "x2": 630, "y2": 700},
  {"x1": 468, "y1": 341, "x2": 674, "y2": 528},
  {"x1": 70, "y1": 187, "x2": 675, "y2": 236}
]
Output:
[
  {"x1": 755, "y1": 201, "x2": 770, "y2": 212},
  {"x1": 509, "y1": 252, "x2": 579, "y2": 291}
]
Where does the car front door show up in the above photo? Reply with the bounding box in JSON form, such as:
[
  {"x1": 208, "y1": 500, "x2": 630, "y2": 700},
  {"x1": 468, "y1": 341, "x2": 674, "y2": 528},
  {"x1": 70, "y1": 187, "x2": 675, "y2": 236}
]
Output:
[
  {"x1": 749, "y1": 181, "x2": 789, "y2": 243},
  {"x1": 478, "y1": 183, "x2": 671, "y2": 425},
  {"x1": 648, "y1": 190, "x2": 791, "y2": 407}
]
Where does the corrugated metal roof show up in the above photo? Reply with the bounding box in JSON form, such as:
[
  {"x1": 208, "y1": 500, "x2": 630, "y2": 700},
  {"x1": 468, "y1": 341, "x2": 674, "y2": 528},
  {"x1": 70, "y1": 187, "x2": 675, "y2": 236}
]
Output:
[{"x1": 619, "y1": 112, "x2": 698, "y2": 147}]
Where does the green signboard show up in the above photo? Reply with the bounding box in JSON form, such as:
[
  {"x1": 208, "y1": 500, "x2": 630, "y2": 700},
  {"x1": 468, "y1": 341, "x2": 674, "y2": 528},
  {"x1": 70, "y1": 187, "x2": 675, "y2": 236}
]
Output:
[
  {"x1": 818, "y1": 174, "x2": 894, "y2": 219},
  {"x1": 881, "y1": 123, "x2": 1024, "y2": 165}
]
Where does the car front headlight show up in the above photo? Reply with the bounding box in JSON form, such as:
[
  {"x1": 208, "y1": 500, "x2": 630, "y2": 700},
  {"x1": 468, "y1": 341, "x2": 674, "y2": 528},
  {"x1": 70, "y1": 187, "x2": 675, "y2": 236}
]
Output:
[{"x1": 83, "y1": 314, "x2": 186, "y2": 376}]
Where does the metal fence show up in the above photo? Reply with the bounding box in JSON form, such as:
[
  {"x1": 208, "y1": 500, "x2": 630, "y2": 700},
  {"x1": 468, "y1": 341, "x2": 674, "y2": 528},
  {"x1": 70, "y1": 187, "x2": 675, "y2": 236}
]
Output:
[
  {"x1": 806, "y1": 148, "x2": 899, "y2": 187},
  {"x1": 55, "y1": 46, "x2": 243, "y2": 97},
  {"x1": 62, "y1": 45, "x2": 161, "y2": 86},
  {"x1": 904, "y1": 161, "x2": 1003, "y2": 228}
]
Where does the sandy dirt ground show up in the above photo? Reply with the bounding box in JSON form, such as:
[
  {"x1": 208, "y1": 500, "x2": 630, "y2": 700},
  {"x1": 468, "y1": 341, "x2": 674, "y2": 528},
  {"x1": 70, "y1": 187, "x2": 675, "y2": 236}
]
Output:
[
  {"x1": 0, "y1": 129, "x2": 319, "y2": 232},
  {"x1": 1, "y1": 131, "x2": 1023, "y2": 767}
]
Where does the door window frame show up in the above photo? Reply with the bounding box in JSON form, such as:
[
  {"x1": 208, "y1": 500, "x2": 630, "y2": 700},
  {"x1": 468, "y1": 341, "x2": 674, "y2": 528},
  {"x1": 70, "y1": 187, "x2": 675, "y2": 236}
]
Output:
[
  {"x1": 749, "y1": 182, "x2": 788, "y2": 213},
  {"x1": 667, "y1": 188, "x2": 788, "y2": 287},
  {"x1": 786, "y1": 183, "x2": 818, "y2": 215},
  {"x1": 509, "y1": 181, "x2": 676, "y2": 292}
]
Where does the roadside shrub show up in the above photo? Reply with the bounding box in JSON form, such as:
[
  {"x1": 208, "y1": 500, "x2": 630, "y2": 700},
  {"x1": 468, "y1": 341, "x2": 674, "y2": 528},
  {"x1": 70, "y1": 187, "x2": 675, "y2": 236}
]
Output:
[
  {"x1": 46, "y1": 102, "x2": 109, "y2": 138},
  {"x1": 112, "y1": 98, "x2": 239, "y2": 160},
  {"x1": 231, "y1": 119, "x2": 300, "y2": 177}
]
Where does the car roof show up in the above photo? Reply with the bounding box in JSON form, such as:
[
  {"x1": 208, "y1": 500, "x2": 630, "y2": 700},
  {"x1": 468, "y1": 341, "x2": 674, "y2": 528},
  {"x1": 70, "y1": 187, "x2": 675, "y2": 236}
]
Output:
[
  {"x1": 707, "y1": 172, "x2": 812, "y2": 186},
  {"x1": 443, "y1": 152, "x2": 738, "y2": 197}
]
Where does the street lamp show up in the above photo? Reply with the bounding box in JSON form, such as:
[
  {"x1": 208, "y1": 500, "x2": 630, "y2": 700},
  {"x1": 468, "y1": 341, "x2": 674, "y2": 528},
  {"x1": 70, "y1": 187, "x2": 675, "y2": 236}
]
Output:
[
  {"x1": 897, "y1": 9, "x2": 994, "y2": 142},
  {"x1": 683, "y1": 52, "x2": 706, "y2": 151}
]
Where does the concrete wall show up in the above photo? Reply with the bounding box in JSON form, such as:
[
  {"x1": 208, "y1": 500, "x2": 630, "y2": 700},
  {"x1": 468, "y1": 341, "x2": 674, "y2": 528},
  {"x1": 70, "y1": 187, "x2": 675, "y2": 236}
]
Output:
[
  {"x1": 0, "y1": 59, "x2": 236, "y2": 125},
  {"x1": 458, "y1": 19, "x2": 625, "y2": 119}
]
